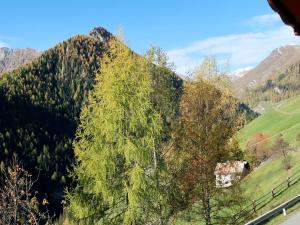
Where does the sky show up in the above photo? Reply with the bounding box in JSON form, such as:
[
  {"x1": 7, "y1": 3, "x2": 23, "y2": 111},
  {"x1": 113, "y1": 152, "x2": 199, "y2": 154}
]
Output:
[{"x1": 1, "y1": 0, "x2": 300, "y2": 75}]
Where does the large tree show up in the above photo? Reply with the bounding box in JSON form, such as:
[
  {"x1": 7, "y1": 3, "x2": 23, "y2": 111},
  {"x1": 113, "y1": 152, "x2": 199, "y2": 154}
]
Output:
[
  {"x1": 67, "y1": 40, "x2": 166, "y2": 225},
  {"x1": 165, "y1": 66, "x2": 245, "y2": 225}
]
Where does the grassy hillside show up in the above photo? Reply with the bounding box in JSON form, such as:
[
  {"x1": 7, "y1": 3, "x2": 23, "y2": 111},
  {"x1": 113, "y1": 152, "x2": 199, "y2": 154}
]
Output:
[
  {"x1": 237, "y1": 94, "x2": 300, "y2": 223},
  {"x1": 239, "y1": 94, "x2": 300, "y2": 149},
  {"x1": 239, "y1": 144, "x2": 300, "y2": 224}
]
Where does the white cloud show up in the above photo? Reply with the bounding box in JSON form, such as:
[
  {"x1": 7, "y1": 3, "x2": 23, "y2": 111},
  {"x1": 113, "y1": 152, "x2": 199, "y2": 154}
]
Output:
[
  {"x1": 247, "y1": 13, "x2": 281, "y2": 25},
  {"x1": 0, "y1": 35, "x2": 19, "y2": 48},
  {"x1": 0, "y1": 41, "x2": 6, "y2": 48},
  {"x1": 167, "y1": 26, "x2": 300, "y2": 76}
]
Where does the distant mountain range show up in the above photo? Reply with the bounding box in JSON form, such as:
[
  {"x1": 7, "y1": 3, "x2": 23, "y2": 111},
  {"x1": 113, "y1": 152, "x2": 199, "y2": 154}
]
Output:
[
  {"x1": 0, "y1": 47, "x2": 40, "y2": 74},
  {"x1": 229, "y1": 67, "x2": 253, "y2": 81},
  {"x1": 4, "y1": 42, "x2": 300, "y2": 100},
  {"x1": 232, "y1": 44, "x2": 300, "y2": 107},
  {"x1": 233, "y1": 44, "x2": 300, "y2": 95}
]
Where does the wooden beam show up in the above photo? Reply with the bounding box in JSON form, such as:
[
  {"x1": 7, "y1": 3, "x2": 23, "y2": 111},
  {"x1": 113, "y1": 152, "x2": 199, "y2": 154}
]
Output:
[{"x1": 268, "y1": 0, "x2": 300, "y2": 36}]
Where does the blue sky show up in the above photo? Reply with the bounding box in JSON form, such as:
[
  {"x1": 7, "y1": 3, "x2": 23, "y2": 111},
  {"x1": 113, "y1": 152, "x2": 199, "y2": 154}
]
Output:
[{"x1": 1, "y1": 0, "x2": 299, "y2": 75}]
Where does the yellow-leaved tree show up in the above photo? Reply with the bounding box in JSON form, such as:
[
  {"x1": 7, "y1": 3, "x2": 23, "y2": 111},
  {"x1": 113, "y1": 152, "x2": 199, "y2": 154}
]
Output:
[{"x1": 67, "y1": 40, "x2": 164, "y2": 225}]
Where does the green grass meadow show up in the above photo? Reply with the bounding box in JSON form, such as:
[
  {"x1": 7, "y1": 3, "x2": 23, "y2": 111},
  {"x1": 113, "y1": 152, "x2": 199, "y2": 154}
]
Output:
[
  {"x1": 239, "y1": 95, "x2": 300, "y2": 149},
  {"x1": 238, "y1": 95, "x2": 300, "y2": 224}
]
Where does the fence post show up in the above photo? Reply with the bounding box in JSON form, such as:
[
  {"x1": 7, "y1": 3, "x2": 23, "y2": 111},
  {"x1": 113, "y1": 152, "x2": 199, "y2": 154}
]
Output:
[
  {"x1": 252, "y1": 200, "x2": 256, "y2": 213},
  {"x1": 272, "y1": 188, "x2": 275, "y2": 198},
  {"x1": 287, "y1": 177, "x2": 291, "y2": 187},
  {"x1": 283, "y1": 208, "x2": 287, "y2": 216}
]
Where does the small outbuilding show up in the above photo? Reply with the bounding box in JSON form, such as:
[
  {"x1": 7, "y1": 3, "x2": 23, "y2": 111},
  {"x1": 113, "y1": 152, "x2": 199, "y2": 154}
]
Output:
[{"x1": 214, "y1": 161, "x2": 250, "y2": 188}]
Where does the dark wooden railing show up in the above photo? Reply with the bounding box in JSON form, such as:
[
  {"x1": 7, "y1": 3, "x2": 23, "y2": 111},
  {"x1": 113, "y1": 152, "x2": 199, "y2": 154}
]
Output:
[
  {"x1": 230, "y1": 172, "x2": 300, "y2": 224},
  {"x1": 244, "y1": 194, "x2": 300, "y2": 225}
]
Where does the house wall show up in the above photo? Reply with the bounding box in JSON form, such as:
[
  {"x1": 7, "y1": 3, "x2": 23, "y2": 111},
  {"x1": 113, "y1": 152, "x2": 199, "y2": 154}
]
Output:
[
  {"x1": 216, "y1": 173, "x2": 242, "y2": 188},
  {"x1": 216, "y1": 174, "x2": 233, "y2": 188}
]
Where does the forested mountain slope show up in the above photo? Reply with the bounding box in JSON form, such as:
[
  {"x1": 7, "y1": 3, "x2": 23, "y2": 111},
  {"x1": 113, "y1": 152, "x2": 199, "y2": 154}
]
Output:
[
  {"x1": 242, "y1": 61, "x2": 300, "y2": 107},
  {"x1": 0, "y1": 27, "x2": 183, "y2": 213}
]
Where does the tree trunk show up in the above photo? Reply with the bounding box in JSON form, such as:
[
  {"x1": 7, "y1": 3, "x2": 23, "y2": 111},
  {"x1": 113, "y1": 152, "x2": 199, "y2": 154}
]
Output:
[
  {"x1": 202, "y1": 181, "x2": 212, "y2": 225},
  {"x1": 204, "y1": 196, "x2": 212, "y2": 225}
]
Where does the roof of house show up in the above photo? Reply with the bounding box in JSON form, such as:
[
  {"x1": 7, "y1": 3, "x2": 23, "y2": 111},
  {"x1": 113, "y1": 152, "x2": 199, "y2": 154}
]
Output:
[
  {"x1": 268, "y1": 0, "x2": 300, "y2": 36},
  {"x1": 214, "y1": 161, "x2": 248, "y2": 175}
]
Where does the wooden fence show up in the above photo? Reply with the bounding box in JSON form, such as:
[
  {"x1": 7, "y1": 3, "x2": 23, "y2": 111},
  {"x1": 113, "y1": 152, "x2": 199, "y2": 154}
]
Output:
[
  {"x1": 230, "y1": 172, "x2": 300, "y2": 224},
  {"x1": 244, "y1": 194, "x2": 300, "y2": 225}
]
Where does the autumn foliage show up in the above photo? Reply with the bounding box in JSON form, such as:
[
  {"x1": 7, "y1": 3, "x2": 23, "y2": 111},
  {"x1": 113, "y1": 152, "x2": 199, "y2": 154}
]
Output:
[
  {"x1": 164, "y1": 77, "x2": 244, "y2": 225},
  {"x1": 246, "y1": 132, "x2": 270, "y2": 163}
]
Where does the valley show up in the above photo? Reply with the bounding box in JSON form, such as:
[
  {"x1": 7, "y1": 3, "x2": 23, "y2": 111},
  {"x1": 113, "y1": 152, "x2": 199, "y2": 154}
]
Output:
[
  {"x1": 1, "y1": 1, "x2": 300, "y2": 225},
  {"x1": 1, "y1": 30, "x2": 300, "y2": 225}
]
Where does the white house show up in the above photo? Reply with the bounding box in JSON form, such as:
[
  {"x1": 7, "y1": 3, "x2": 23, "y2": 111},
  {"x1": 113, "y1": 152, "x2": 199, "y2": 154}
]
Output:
[{"x1": 214, "y1": 161, "x2": 250, "y2": 188}]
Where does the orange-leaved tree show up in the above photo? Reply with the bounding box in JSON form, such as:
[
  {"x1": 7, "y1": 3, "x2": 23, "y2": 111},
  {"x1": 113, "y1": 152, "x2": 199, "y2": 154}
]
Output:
[
  {"x1": 164, "y1": 72, "x2": 245, "y2": 225},
  {"x1": 246, "y1": 132, "x2": 270, "y2": 164}
]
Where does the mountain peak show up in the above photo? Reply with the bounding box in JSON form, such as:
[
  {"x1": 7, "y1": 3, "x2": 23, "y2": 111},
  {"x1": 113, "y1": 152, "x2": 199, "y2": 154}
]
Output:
[
  {"x1": 0, "y1": 47, "x2": 40, "y2": 74},
  {"x1": 228, "y1": 67, "x2": 253, "y2": 81},
  {"x1": 272, "y1": 44, "x2": 300, "y2": 56},
  {"x1": 89, "y1": 27, "x2": 113, "y2": 43},
  {"x1": 0, "y1": 47, "x2": 14, "y2": 60},
  {"x1": 233, "y1": 44, "x2": 300, "y2": 93}
]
